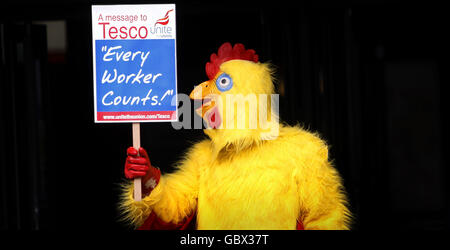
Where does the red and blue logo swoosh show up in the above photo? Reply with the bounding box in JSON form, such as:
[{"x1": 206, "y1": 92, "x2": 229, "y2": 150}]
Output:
[{"x1": 154, "y1": 9, "x2": 173, "y2": 26}]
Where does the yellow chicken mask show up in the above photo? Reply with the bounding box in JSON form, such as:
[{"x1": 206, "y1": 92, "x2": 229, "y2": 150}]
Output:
[{"x1": 189, "y1": 43, "x2": 280, "y2": 155}]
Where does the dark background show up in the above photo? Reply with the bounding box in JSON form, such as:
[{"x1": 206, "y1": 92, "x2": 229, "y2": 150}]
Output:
[{"x1": 0, "y1": 0, "x2": 448, "y2": 230}]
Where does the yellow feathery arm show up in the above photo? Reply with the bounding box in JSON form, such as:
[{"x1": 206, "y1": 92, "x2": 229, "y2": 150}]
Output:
[
  {"x1": 294, "y1": 132, "x2": 352, "y2": 230},
  {"x1": 119, "y1": 140, "x2": 211, "y2": 228},
  {"x1": 299, "y1": 162, "x2": 352, "y2": 230}
]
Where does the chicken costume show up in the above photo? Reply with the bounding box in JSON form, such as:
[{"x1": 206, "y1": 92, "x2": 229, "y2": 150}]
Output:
[{"x1": 120, "y1": 42, "x2": 352, "y2": 230}]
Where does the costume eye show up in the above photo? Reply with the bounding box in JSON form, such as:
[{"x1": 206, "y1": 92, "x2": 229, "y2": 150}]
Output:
[{"x1": 215, "y1": 73, "x2": 233, "y2": 92}]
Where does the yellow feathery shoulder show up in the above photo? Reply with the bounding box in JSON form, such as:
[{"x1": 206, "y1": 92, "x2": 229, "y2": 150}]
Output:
[{"x1": 276, "y1": 124, "x2": 353, "y2": 229}]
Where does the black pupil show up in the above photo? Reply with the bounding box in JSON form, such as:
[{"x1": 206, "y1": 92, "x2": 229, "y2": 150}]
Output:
[{"x1": 221, "y1": 78, "x2": 227, "y2": 84}]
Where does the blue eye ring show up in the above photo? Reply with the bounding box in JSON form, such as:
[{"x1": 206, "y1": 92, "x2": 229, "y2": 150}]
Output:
[{"x1": 215, "y1": 73, "x2": 233, "y2": 92}]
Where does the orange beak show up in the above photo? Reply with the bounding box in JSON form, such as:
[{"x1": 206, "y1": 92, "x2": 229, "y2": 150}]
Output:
[
  {"x1": 189, "y1": 80, "x2": 214, "y2": 100},
  {"x1": 189, "y1": 80, "x2": 218, "y2": 117}
]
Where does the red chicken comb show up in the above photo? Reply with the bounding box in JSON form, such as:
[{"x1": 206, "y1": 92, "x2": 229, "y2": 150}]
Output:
[{"x1": 205, "y1": 42, "x2": 259, "y2": 80}]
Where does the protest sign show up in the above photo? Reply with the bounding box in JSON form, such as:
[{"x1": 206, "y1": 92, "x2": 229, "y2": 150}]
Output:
[
  {"x1": 92, "y1": 4, "x2": 177, "y2": 200},
  {"x1": 92, "y1": 4, "x2": 177, "y2": 123}
]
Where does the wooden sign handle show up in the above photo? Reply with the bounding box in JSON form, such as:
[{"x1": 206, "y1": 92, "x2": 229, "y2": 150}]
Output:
[{"x1": 132, "y1": 123, "x2": 142, "y2": 201}]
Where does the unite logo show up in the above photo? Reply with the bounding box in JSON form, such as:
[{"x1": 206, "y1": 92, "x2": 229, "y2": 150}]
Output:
[{"x1": 155, "y1": 9, "x2": 174, "y2": 26}]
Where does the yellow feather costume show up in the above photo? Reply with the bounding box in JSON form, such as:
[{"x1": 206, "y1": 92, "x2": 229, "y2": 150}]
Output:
[{"x1": 119, "y1": 44, "x2": 352, "y2": 230}]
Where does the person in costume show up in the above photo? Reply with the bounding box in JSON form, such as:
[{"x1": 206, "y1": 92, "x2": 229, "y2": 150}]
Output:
[{"x1": 120, "y1": 42, "x2": 352, "y2": 230}]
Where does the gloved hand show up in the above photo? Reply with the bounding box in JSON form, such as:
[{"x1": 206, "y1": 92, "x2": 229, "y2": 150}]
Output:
[{"x1": 125, "y1": 147, "x2": 161, "y2": 196}]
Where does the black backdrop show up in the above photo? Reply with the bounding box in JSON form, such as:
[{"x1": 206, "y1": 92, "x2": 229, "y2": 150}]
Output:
[{"x1": 0, "y1": 0, "x2": 448, "y2": 230}]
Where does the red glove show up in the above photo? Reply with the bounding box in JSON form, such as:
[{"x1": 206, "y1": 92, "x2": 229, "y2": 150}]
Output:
[{"x1": 125, "y1": 147, "x2": 161, "y2": 196}]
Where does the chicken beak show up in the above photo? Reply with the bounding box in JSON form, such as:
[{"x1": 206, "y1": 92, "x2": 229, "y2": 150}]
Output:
[
  {"x1": 189, "y1": 80, "x2": 213, "y2": 100},
  {"x1": 189, "y1": 80, "x2": 218, "y2": 118}
]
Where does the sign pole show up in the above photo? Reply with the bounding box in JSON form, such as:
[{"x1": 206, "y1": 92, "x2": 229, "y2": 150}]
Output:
[{"x1": 132, "y1": 123, "x2": 142, "y2": 201}]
